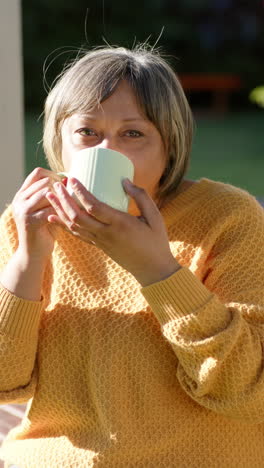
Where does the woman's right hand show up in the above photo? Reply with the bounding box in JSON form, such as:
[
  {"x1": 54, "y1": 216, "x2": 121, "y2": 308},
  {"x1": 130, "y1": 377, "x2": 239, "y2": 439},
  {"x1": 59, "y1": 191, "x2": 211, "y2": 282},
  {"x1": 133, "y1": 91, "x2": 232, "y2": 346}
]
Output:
[{"x1": 12, "y1": 167, "x2": 62, "y2": 262}]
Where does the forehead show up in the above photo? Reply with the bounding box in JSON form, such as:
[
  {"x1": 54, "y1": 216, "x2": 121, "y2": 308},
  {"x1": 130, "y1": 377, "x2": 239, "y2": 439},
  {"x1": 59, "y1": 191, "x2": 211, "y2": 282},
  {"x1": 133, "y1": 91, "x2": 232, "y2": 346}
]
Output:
[
  {"x1": 96, "y1": 80, "x2": 145, "y2": 117},
  {"x1": 66, "y1": 80, "x2": 148, "y2": 124}
]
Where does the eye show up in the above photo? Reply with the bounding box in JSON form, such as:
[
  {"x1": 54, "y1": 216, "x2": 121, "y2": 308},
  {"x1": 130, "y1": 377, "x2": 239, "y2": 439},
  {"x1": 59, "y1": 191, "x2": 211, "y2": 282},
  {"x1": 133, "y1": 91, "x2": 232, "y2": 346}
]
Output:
[
  {"x1": 124, "y1": 130, "x2": 143, "y2": 138},
  {"x1": 76, "y1": 128, "x2": 98, "y2": 137}
]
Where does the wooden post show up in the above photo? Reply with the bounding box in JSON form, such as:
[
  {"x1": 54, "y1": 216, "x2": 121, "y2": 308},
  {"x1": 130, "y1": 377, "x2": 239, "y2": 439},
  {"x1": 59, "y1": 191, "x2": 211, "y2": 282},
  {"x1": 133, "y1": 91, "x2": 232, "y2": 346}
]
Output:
[{"x1": 0, "y1": 1, "x2": 24, "y2": 213}]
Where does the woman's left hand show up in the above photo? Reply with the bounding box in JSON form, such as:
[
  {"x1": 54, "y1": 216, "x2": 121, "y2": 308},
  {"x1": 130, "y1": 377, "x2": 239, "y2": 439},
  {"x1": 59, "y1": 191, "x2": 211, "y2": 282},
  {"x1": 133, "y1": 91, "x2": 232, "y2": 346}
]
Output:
[{"x1": 46, "y1": 178, "x2": 181, "y2": 286}]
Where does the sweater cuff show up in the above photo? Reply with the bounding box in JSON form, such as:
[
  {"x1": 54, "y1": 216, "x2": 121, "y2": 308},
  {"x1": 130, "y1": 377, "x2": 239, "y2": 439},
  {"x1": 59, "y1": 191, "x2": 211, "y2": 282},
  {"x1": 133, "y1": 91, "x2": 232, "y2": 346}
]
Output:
[
  {"x1": 0, "y1": 283, "x2": 43, "y2": 339},
  {"x1": 141, "y1": 267, "x2": 213, "y2": 325}
]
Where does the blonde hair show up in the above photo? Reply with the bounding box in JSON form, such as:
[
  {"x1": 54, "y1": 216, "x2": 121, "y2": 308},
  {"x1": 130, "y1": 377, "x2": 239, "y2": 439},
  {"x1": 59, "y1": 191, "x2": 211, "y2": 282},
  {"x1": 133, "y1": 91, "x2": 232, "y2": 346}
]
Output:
[{"x1": 43, "y1": 45, "x2": 194, "y2": 203}]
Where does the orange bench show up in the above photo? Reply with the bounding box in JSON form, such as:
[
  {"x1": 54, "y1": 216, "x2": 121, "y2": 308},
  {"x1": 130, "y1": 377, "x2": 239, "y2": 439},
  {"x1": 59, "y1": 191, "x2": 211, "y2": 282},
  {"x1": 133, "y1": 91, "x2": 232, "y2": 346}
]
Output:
[{"x1": 179, "y1": 74, "x2": 243, "y2": 113}]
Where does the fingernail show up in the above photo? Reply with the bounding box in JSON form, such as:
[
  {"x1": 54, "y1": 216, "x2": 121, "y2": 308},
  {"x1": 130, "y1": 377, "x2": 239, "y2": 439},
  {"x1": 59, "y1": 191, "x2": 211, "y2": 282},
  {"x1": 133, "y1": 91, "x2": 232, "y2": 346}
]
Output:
[
  {"x1": 54, "y1": 182, "x2": 62, "y2": 191},
  {"x1": 123, "y1": 178, "x2": 133, "y2": 187},
  {"x1": 69, "y1": 177, "x2": 78, "y2": 187},
  {"x1": 62, "y1": 177, "x2": 68, "y2": 186}
]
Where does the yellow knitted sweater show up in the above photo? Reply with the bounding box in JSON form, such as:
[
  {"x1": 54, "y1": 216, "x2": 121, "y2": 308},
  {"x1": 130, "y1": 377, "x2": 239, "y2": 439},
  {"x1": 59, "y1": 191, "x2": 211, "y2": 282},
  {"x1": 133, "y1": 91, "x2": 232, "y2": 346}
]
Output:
[{"x1": 0, "y1": 178, "x2": 264, "y2": 468}]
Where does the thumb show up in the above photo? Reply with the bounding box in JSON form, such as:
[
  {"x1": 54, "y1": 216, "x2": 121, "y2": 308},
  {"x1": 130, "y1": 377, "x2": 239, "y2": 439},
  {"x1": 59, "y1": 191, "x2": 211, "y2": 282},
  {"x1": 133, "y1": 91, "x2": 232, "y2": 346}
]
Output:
[{"x1": 123, "y1": 179, "x2": 161, "y2": 228}]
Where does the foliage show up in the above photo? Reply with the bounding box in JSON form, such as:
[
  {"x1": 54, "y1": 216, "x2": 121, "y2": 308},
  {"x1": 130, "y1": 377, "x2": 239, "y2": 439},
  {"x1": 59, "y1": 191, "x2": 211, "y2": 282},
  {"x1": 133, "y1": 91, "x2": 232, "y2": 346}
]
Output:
[{"x1": 249, "y1": 87, "x2": 264, "y2": 108}]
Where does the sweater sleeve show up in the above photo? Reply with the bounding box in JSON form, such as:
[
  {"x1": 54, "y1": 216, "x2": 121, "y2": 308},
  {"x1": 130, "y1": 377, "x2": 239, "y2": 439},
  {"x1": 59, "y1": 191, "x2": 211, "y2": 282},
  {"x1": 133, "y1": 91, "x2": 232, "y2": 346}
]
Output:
[
  {"x1": 0, "y1": 206, "x2": 43, "y2": 404},
  {"x1": 141, "y1": 195, "x2": 264, "y2": 423}
]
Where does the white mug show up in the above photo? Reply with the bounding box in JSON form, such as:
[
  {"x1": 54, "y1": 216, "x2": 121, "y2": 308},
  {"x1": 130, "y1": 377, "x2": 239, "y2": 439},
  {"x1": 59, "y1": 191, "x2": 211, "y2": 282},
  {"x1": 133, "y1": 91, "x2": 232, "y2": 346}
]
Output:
[{"x1": 60, "y1": 147, "x2": 134, "y2": 212}]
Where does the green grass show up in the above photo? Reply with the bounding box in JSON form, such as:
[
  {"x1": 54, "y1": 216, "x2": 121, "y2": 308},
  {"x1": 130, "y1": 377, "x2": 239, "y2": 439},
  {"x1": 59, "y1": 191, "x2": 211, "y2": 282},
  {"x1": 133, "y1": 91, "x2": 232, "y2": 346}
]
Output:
[
  {"x1": 188, "y1": 111, "x2": 264, "y2": 197},
  {"x1": 25, "y1": 110, "x2": 264, "y2": 198}
]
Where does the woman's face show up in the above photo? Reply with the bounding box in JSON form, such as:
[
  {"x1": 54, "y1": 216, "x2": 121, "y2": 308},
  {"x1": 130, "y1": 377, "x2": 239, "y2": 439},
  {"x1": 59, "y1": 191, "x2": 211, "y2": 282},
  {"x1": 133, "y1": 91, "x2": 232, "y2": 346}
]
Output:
[{"x1": 61, "y1": 80, "x2": 167, "y2": 214}]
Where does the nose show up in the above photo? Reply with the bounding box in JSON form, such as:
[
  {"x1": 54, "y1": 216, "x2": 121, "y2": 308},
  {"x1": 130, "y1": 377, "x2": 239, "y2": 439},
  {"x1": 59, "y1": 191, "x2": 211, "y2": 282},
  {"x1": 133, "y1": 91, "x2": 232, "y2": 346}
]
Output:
[
  {"x1": 98, "y1": 140, "x2": 111, "y2": 149},
  {"x1": 96, "y1": 136, "x2": 119, "y2": 152}
]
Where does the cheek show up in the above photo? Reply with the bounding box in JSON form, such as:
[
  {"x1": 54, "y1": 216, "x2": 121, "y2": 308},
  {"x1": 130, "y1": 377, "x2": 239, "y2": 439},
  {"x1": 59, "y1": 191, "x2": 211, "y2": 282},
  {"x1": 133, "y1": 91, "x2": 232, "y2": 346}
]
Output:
[
  {"x1": 132, "y1": 157, "x2": 165, "y2": 191},
  {"x1": 61, "y1": 142, "x2": 74, "y2": 171},
  {"x1": 61, "y1": 120, "x2": 75, "y2": 170},
  {"x1": 61, "y1": 146, "x2": 72, "y2": 171}
]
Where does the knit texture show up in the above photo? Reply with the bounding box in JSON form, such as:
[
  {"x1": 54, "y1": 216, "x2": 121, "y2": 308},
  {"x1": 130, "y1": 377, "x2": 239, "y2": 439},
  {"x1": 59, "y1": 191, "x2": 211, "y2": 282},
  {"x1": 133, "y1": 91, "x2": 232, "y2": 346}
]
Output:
[{"x1": 0, "y1": 178, "x2": 264, "y2": 467}]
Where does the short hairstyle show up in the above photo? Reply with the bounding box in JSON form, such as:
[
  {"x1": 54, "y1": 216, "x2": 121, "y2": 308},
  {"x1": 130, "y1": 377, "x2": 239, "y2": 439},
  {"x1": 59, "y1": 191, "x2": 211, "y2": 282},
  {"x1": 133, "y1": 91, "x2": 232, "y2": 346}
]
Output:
[{"x1": 43, "y1": 45, "x2": 194, "y2": 203}]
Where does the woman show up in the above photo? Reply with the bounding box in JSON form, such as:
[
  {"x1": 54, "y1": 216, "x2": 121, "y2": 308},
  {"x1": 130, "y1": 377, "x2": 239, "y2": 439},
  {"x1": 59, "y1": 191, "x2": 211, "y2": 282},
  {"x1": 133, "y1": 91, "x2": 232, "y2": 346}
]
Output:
[{"x1": 0, "y1": 45, "x2": 264, "y2": 468}]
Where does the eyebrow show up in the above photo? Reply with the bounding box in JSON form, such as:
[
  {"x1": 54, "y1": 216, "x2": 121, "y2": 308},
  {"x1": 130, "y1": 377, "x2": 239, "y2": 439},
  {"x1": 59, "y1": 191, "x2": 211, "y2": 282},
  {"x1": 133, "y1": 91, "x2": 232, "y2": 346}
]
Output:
[
  {"x1": 78, "y1": 115, "x2": 148, "y2": 123},
  {"x1": 120, "y1": 118, "x2": 147, "y2": 122}
]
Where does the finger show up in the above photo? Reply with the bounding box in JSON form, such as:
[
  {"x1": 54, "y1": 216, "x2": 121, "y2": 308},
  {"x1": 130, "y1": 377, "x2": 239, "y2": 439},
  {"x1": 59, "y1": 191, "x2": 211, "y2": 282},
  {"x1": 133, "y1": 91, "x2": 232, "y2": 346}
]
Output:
[
  {"x1": 68, "y1": 177, "x2": 120, "y2": 225},
  {"x1": 18, "y1": 167, "x2": 62, "y2": 193},
  {"x1": 53, "y1": 182, "x2": 106, "y2": 232},
  {"x1": 45, "y1": 190, "x2": 73, "y2": 228},
  {"x1": 14, "y1": 185, "x2": 53, "y2": 215},
  {"x1": 122, "y1": 179, "x2": 160, "y2": 228},
  {"x1": 47, "y1": 213, "x2": 97, "y2": 246},
  {"x1": 47, "y1": 213, "x2": 71, "y2": 229},
  {"x1": 137, "y1": 215, "x2": 148, "y2": 225},
  {"x1": 21, "y1": 175, "x2": 66, "y2": 206},
  {"x1": 20, "y1": 177, "x2": 52, "y2": 201},
  {"x1": 54, "y1": 182, "x2": 86, "y2": 223}
]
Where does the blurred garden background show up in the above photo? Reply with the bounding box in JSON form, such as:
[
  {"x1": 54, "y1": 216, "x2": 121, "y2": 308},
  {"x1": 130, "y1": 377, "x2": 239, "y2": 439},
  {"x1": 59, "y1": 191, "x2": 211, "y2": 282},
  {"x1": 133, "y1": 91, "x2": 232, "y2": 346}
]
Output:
[{"x1": 22, "y1": 0, "x2": 264, "y2": 198}]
